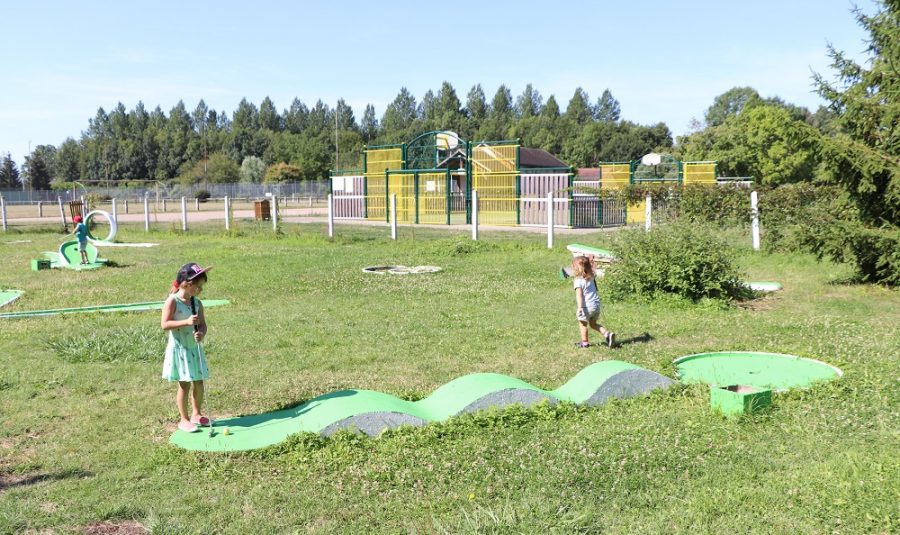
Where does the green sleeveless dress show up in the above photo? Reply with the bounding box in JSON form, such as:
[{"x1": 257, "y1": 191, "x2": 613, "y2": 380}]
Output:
[{"x1": 161, "y1": 296, "x2": 208, "y2": 382}]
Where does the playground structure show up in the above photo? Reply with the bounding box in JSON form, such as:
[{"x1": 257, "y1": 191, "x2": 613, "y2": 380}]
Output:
[
  {"x1": 572, "y1": 154, "x2": 718, "y2": 227},
  {"x1": 333, "y1": 140, "x2": 721, "y2": 229},
  {"x1": 331, "y1": 131, "x2": 574, "y2": 227}
]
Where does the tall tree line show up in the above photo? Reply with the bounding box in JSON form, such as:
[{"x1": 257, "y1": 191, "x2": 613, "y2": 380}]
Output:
[{"x1": 7, "y1": 84, "x2": 675, "y2": 188}]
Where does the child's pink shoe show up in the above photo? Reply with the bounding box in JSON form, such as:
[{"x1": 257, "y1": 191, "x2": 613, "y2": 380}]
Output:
[
  {"x1": 177, "y1": 421, "x2": 199, "y2": 433},
  {"x1": 190, "y1": 415, "x2": 211, "y2": 426}
]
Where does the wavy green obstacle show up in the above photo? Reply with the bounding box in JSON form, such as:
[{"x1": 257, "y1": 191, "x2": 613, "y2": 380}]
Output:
[
  {"x1": 170, "y1": 360, "x2": 674, "y2": 452},
  {"x1": 0, "y1": 299, "x2": 230, "y2": 319},
  {"x1": 0, "y1": 290, "x2": 23, "y2": 309},
  {"x1": 675, "y1": 351, "x2": 842, "y2": 391}
]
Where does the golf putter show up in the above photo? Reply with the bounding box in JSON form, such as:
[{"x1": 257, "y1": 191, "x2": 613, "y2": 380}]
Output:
[{"x1": 191, "y1": 296, "x2": 213, "y2": 437}]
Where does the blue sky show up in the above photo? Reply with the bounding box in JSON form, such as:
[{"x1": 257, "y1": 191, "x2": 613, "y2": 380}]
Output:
[{"x1": 0, "y1": 0, "x2": 879, "y2": 167}]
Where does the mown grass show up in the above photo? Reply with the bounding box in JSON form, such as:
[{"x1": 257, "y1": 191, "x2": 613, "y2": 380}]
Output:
[{"x1": 0, "y1": 221, "x2": 897, "y2": 534}]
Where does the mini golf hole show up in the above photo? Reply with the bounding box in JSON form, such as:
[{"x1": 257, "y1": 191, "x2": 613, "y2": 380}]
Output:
[{"x1": 362, "y1": 265, "x2": 442, "y2": 275}]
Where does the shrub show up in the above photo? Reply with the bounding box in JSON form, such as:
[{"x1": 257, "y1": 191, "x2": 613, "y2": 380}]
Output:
[
  {"x1": 195, "y1": 190, "x2": 211, "y2": 203},
  {"x1": 606, "y1": 223, "x2": 749, "y2": 302}
]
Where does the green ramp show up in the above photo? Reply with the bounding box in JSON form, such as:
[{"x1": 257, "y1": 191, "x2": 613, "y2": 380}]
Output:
[
  {"x1": 170, "y1": 360, "x2": 674, "y2": 452},
  {"x1": 0, "y1": 299, "x2": 230, "y2": 319},
  {"x1": 567, "y1": 243, "x2": 616, "y2": 259},
  {"x1": 746, "y1": 281, "x2": 783, "y2": 292},
  {"x1": 675, "y1": 351, "x2": 842, "y2": 391},
  {"x1": 0, "y1": 290, "x2": 23, "y2": 309}
]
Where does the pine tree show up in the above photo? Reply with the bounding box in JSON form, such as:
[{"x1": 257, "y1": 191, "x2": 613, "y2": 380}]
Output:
[
  {"x1": 0, "y1": 153, "x2": 20, "y2": 189},
  {"x1": 594, "y1": 89, "x2": 621, "y2": 123}
]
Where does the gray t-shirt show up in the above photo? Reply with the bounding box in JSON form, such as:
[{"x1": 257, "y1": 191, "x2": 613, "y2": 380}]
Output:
[{"x1": 574, "y1": 276, "x2": 601, "y2": 311}]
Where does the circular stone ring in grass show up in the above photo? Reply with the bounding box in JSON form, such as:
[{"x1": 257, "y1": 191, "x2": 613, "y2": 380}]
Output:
[
  {"x1": 674, "y1": 351, "x2": 842, "y2": 392},
  {"x1": 362, "y1": 265, "x2": 442, "y2": 275}
]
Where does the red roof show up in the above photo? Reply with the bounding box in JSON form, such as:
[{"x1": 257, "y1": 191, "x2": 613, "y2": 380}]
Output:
[{"x1": 576, "y1": 168, "x2": 600, "y2": 179}]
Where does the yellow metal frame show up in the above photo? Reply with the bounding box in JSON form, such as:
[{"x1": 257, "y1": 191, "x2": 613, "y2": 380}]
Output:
[
  {"x1": 683, "y1": 161, "x2": 716, "y2": 185},
  {"x1": 471, "y1": 143, "x2": 518, "y2": 226},
  {"x1": 418, "y1": 171, "x2": 448, "y2": 225},
  {"x1": 600, "y1": 163, "x2": 631, "y2": 189},
  {"x1": 364, "y1": 147, "x2": 404, "y2": 220}
]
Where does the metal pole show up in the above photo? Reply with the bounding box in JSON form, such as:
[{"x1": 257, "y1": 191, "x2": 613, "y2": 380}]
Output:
[
  {"x1": 143, "y1": 195, "x2": 150, "y2": 232},
  {"x1": 645, "y1": 193, "x2": 652, "y2": 231},
  {"x1": 124, "y1": 199, "x2": 129, "y2": 214},
  {"x1": 471, "y1": 190, "x2": 479, "y2": 241},
  {"x1": 224, "y1": 196, "x2": 231, "y2": 231},
  {"x1": 58, "y1": 196, "x2": 66, "y2": 228},
  {"x1": 327, "y1": 193, "x2": 334, "y2": 238},
  {"x1": 163, "y1": 198, "x2": 167, "y2": 213},
  {"x1": 751, "y1": 191, "x2": 760, "y2": 251},
  {"x1": 1, "y1": 197, "x2": 7, "y2": 231},
  {"x1": 547, "y1": 191, "x2": 554, "y2": 249},
  {"x1": 272, "y1": 195, "x2": 278, "y2": 231},
  {"x1": 181, "y1": 197, "x2": 187, "y2": 231},
  {"x1": 390, "y1": 193, "x2": 397, "y2": 240}
]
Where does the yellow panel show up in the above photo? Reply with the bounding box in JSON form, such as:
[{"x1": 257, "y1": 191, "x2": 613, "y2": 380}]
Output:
[
  {"x1": 418, "y1": 172, "x2": 448, "y2": 225},
  {"x1": 600, "y1": 164, "x2": 630, "y2": 189},
  {"x1": 626, "y1": 200, "x2": 646, "y2": 224},
  {"x1": 387, "y1": 173, "x2": 415, "y2": 223},
  {"x1": 365, "y1": 147, "x2": 404, "y2": 220},
  {"x1": 471, "y1": 143, "x2": 518, "y2": 226},
  {"x1": 683, "y1": 162, "x2": 716, "y2": 185}
]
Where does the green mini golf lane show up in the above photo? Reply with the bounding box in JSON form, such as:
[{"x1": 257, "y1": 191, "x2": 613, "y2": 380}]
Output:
[
  {"x1": 675, "y1": 351, "x2": 842, "y2": 391},
  {"x1": 42, "y1": 250, "x2": 106, "y2": 270},
  {"x1": 0, "y1": 299, "x2": 230, "y2": 319},
  {"x1": 566, "y1": 243, "x2": 616, "y2": 259},
  {"x1": 0, "y1": 290, "x2": 23, "y2": 309},
  {"x1": 170, "y1": 360, "x2": 674, "y2": 452}
]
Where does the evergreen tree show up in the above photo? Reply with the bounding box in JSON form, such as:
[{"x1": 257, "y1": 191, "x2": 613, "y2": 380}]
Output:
[
  {"x1": 0, "y1": 153, "x2": 20, "y2": 188},
  {"x1": 334, "y1": 98, "x2": 357, "y2": 131},
  {"x1": 565, "y1": 87, "x2": 592, "y2": 125},
  {"x1": 594, "y1": 89, "x2": 621, "y2": 123},
  {"x1": 380, "y1": 88, "x2": 417, "y2": 142},
  {"x1": 258, "y1": 96, "x2": 282, "y2": 131},
  {"x1": 22, "y1": 145, "x2": 56, "y2": 190},
  {"x1": 284, "y1": 98, "x2": 309, "y2": 134},
  {"x1": 55, "y1": 138, "x2": 81, "y2": 183},
  {"x1": 542, "y1": 95, "x2": 560, "y2": 119},
  {"x1": 436, "y1": 81, "x2": 464, "y2": 132},
  {"x1": 361, "y1": 104, "x2": 379, "y2": 142},
  {"x1": 515, "y1": 83, "x2": 543, "y2": 118},
  {"x1": 464, "y1": 84, "x2": 488, "y2": 137}
]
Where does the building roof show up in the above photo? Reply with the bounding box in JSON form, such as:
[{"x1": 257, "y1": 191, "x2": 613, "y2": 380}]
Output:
[
  {"x1": 576, "y1": 168, "x2": 600, "y2": 179},
  {"x1": 519, "y1": 148, "x2": 568, "y2": 169}
]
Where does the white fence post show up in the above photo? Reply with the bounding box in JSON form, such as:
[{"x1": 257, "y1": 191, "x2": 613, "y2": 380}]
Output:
[
  {"x1": 272, "y1": 195, "x2": 279, "y2": 231},
  {"x1": 143, "y1": 195, "x2": 150, "y2": 232},
  {"x1": 309, "y1": 196, "x2": 313, "y2": 208},
  {"x1": 58, "y1": 196, "x2": 66, "y2": 227},
  {"x1": 1, "y1": 197, "x2": 7, "y2": 231},
  {"x1": 645, "y1": 193, "x2": 652, "y2": 231},
  {"x1": 751, "y1": 191, "x2": 760, "y2": 251},
  {"x1": 224, "y1": 196, "x2": 231, "y2": 231},
  {"x1": 181, "y1": 197, "x2": 188, "y2": 231},
  {"x1": 38, "y1": 201, "x2": 43, "y2": 218},
  {"x1": 546, "y1": 192, "x2": 554, "y2": 249},
  {"x1": 471, "y1": 190, "x2": 479, "y2": 241},
  {"x1": 111, "y1": 198, "x2": 118, "y2": 223},
  {"x1": 327, "y1": 193, "x2": 334, "y2": 238},
  {"x1": 390, "y1": 193, "x2": 397, "y2": 241}
]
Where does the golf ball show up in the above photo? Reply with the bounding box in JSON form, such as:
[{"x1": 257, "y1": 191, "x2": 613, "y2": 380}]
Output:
[{"x1": 222, "y1": 428, "x2": 230, "y2": 436}]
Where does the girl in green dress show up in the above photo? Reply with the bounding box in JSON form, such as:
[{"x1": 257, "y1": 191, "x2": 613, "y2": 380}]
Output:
[{"x1": 161, "y1": 263, "x2": 213, "y2": 433}]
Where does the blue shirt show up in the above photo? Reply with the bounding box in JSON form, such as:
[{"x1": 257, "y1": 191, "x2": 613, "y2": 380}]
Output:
[{"x1": 75, "y1": 222, "x2": 88, "y2": 242}]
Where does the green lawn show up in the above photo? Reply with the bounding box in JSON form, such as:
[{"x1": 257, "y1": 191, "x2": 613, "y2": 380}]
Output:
[{"x1": 0, "y1": 222, "x2": 897, "y2": 533}]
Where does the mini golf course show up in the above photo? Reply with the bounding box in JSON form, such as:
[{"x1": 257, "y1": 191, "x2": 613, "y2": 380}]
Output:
[
  {"x1": 170, "y1": 360, "x2": 675, "y2": 452},
  {"x1": 0, "y1": 290, "x2": 23, "y2": 309},
  {"x1": 675, "y1": 351, "x2": 842, "y2": 391},
  {"x1": 0, "y1": 299, "x2": 230, "y2": 319}
]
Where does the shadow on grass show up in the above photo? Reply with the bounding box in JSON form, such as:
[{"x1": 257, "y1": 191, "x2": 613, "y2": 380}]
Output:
[
  {"x1": 614, "y1": 332, "x2": 654, "y2": 348},
  {"x1": 221, "y1": 390, "x2": 358, "y2": 428},
  {"x1": 0, "y1": 467, "x2": 92, "y2": 492}
]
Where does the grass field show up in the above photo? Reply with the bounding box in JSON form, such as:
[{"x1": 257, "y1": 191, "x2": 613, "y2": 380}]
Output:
[{"x1": 0, "y1": 222, "x2": 897, "y2": 533}]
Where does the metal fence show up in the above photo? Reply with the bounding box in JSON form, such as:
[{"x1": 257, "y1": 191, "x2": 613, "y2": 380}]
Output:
[{"x1": 0, "y1": 180, "x2": 331, "y2": 204}]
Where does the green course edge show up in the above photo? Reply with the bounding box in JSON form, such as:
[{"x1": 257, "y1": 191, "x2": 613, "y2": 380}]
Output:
[{"x1": 0, "y1": 299, "x2": 230, "y2": 319}]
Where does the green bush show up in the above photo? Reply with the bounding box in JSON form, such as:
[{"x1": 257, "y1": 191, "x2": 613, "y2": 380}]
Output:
[
  {"x1": 606, "y1": 223, "x2": 749, "y2": 302},
  {"x1": 195, "y1": 190, "x2": 211, "y2": 202}
]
